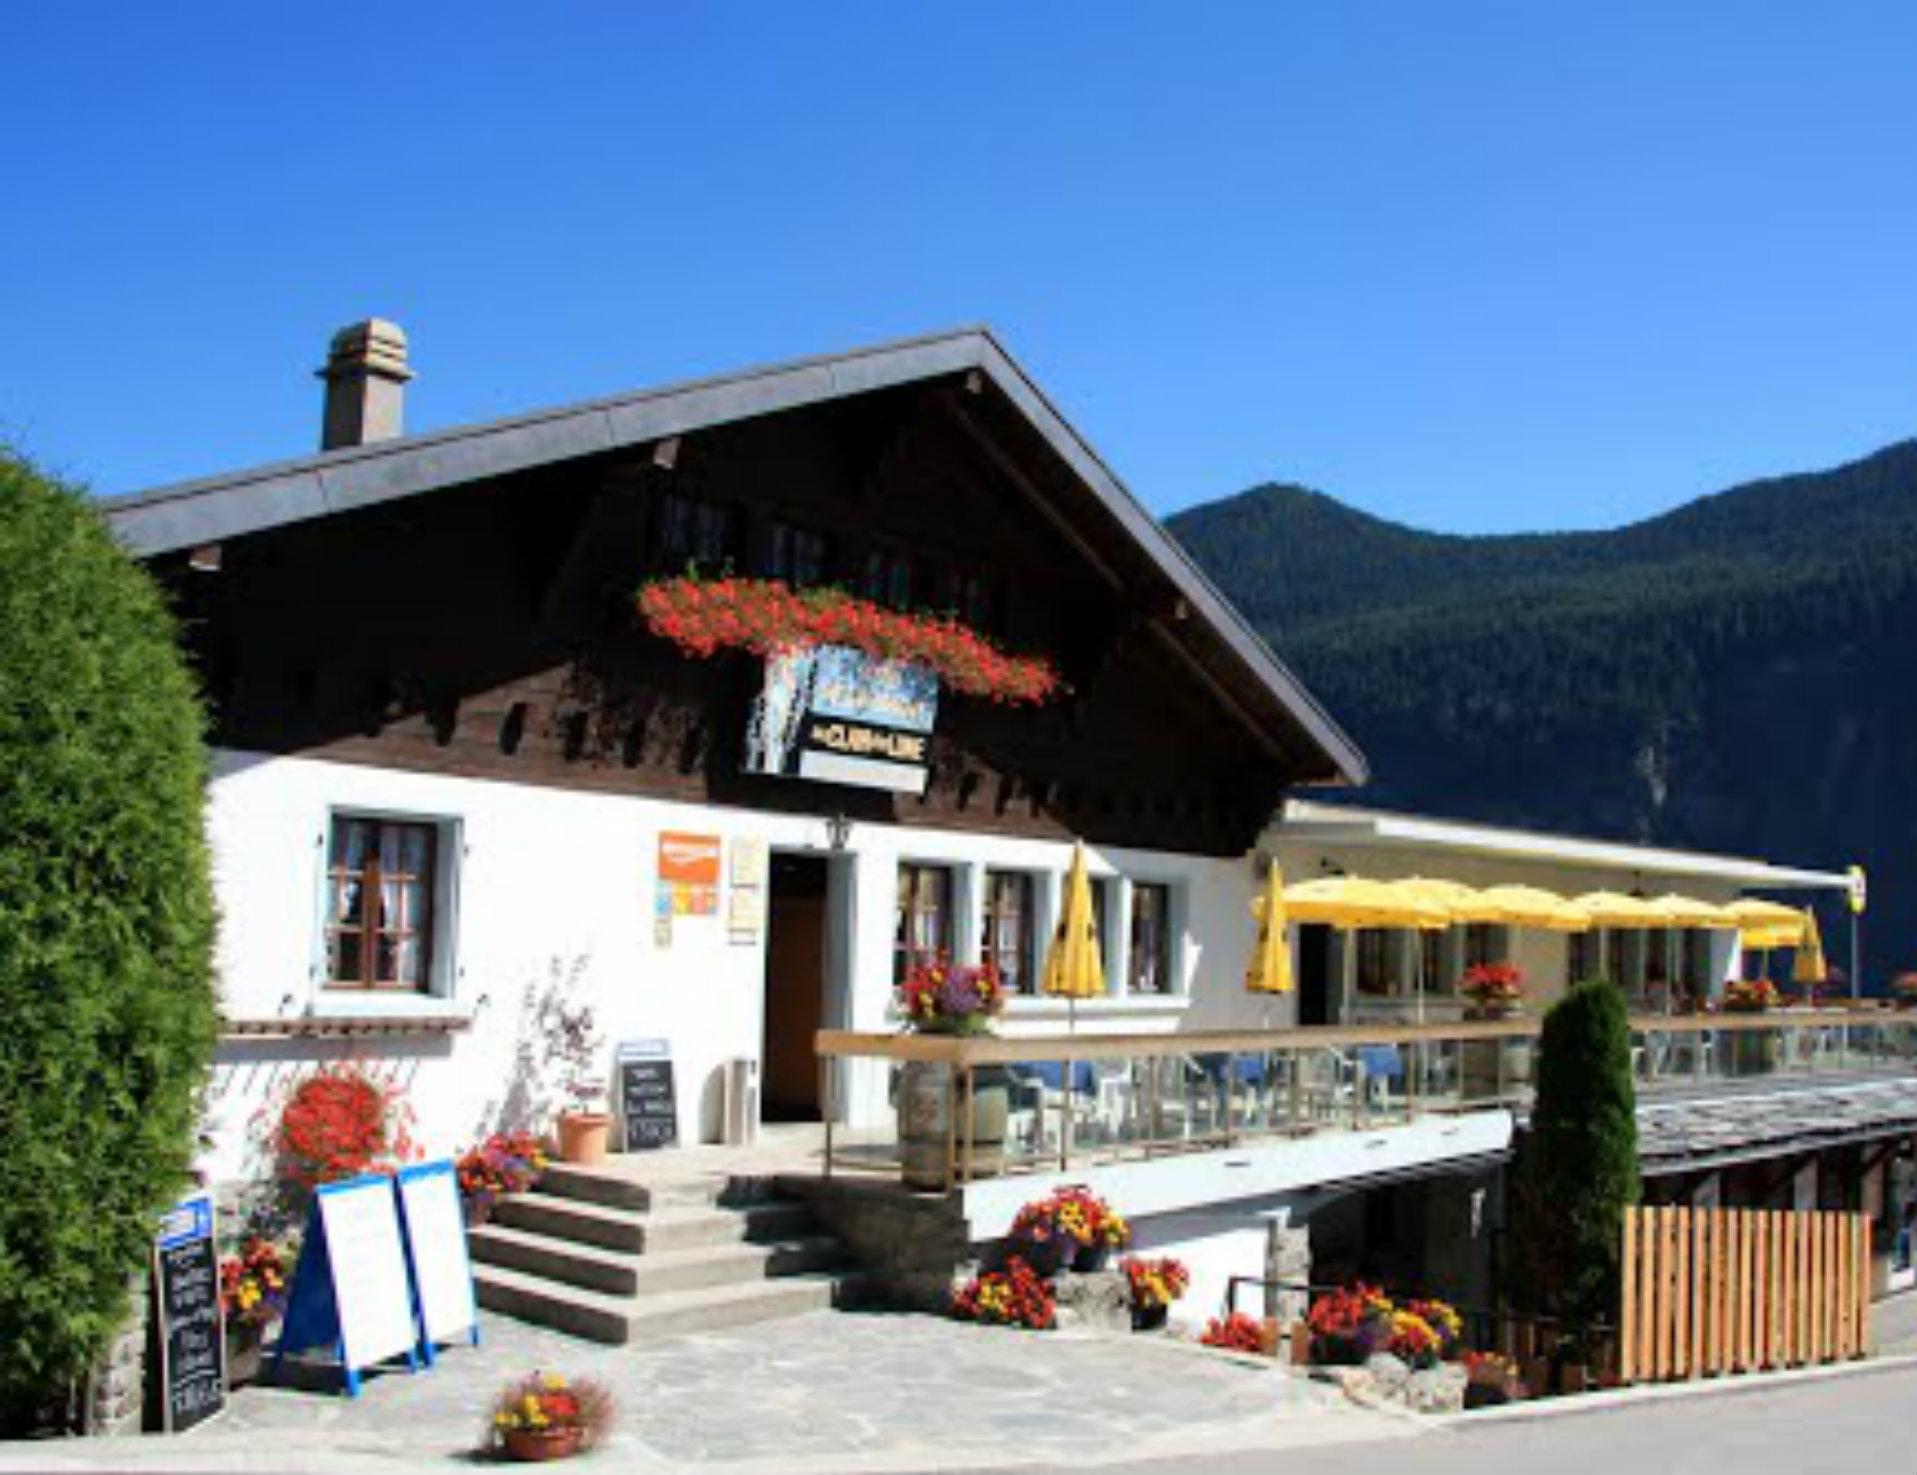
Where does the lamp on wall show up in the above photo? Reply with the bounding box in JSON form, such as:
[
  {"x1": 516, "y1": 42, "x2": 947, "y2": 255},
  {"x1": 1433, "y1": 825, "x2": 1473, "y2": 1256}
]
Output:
[{"x1": 826, "y1": 813, "x2": 853, "y2": 852}]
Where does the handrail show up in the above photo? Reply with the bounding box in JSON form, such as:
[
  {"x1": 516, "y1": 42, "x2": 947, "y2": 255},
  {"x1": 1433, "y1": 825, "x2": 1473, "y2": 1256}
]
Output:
[{"x1": 816, "y1": 1007, "x2": 1888, "y2": 1065}]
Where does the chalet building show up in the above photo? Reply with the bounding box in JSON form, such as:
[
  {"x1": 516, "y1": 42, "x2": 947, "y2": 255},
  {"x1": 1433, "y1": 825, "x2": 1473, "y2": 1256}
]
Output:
[
  {"x1": 103, "y1": 324, "x2": 1913, "y2": 1339},
  {"x1": 105, "y1": 323, "x2": 1366, "y2": 1175}
]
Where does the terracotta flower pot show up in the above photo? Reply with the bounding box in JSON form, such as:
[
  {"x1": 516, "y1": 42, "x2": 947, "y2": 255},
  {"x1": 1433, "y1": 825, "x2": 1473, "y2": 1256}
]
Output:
[
  {"x1": 556, "y1": 1113, "x2": 611, "y2": 1166},
  {"x1": 502, "y1": 1427, "x2": 584, "y2": 1463}
]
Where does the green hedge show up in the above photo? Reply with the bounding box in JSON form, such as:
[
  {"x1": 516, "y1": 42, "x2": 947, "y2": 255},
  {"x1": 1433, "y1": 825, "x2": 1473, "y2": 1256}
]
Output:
[
  {"x1": 1511, "y1": 978, "x2": 1639, "y2": 1339},
  {"x1": 0, "y1": 451, "x2": 215, "y2": 1422}
]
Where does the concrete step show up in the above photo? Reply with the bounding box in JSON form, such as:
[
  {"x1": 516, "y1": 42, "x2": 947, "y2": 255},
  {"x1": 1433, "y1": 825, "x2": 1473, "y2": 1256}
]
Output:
[
  {"x1": 468, "y1": 1223, "x2": 846, "y2": 1297},
  {"x1": 491, "y1": 1192, "x2": 816, "y2": 1255},
  {"x1": 473, "y1": 1264, "x2": 847, "y2": 1345},
  {"x1": 535, "y1": 1163, "x2": 729, "y2": 1213}
]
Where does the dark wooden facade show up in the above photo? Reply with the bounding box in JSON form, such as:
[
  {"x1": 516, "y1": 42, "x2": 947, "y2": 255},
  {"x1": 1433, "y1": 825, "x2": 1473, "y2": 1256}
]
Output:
[{"x1": 152, "y1": 374, "x2": 1327, "y2": 854}]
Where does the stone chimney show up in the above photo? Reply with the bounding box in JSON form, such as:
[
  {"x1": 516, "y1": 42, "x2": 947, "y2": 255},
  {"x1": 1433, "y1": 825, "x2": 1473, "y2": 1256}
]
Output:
[{"x1": 318, "y1": 319, "x2": 413, "y2": 449}]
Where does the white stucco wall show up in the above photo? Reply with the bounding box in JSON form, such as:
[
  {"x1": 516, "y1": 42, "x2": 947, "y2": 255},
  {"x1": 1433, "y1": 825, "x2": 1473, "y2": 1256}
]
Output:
[{"x1": 200, "y1": 750, "x2": 1278, "y2": 1179}]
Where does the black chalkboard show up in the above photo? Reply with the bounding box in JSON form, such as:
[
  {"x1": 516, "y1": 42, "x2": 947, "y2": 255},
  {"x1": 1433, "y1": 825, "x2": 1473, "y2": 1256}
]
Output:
[
  {"x1": 152, "y1": 1195, "x2": 225, "y2": 1433},
  {"x1": 618, "y1": 1040, "x2": 679, "y2": 1152}
]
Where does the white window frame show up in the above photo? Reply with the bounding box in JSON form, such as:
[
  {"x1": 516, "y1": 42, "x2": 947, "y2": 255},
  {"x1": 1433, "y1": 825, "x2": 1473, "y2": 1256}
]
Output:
[{"x1": 310, "y1": 807, "x2": 464, "y2": 1015}]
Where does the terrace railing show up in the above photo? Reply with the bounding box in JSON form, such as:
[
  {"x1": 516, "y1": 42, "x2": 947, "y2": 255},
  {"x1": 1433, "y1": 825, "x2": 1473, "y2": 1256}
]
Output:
[{"x1": 814, "y1": 1008, "x2": 1917, "y2": 1191}]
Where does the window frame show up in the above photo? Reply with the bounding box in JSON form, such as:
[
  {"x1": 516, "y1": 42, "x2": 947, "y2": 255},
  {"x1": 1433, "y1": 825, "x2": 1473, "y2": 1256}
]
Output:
[
  {"x1": 322, "y1": 815, "x2": 445, "y2": 994},
  {"x1": 652, "y1": 491, "x2": 734, "y2": 574},
  {"x1": 980, "y1": 869, "x2": 1037, "y2": 995},
  {"x1": 315, "y1": 809, "x2": 461, "y2": 1003},
  {"x1": 894, "y1": 861, "x2": 954, "y2": 983},
  {"x1": 1127, "y1": 881, "x2": 1175, "y2": 995}
]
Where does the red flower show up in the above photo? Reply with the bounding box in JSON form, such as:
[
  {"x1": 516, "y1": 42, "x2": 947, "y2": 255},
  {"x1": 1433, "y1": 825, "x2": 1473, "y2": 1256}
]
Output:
[{"x1": 637, "y1": 576, "x2": 1063, "y2": 704}]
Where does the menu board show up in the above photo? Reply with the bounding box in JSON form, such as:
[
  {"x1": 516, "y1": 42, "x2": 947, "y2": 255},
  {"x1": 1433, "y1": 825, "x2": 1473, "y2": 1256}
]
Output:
[
  {"x1": 618, "y1": 1039, "x2": 679, "y2": 1152},
  {"x1": 319, "y1": 1177, "x2": 419, "y2": 1371},
  {"x1": 276, "y1": 1173, "x2": 420, "y2": 1394},
  {"x1": 396, "y1": 1161, "x2": 478, "y2": 1353},
  {"x1": 152, "y1": 1194, "x2": 224, "y2": 1433}
]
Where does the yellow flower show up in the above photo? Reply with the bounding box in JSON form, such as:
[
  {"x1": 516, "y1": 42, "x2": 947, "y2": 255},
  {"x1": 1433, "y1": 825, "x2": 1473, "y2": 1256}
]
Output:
[{"x1": 541, "y1": 1372, "x2": 567, "y2": 1391}]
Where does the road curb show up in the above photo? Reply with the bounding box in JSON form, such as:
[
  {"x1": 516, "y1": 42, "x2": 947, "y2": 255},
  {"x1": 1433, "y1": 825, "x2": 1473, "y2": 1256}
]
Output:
[{"x1": 1431, "y1": 1351, "x2": 1917, "y2": 1426}]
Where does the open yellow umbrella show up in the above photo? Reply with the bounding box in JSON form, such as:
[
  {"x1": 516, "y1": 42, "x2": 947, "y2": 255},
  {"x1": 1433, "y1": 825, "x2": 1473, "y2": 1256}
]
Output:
[
  {"x1": 1570, "y1": 891, "x2": 1662, "y2": 928},
  {"x1": 1281, "y1": 875, "x2": 1451, "y2": 931},
  {"x1": 1644, "y1": 894, "x2": 1735, "y2": 928},
  {"x1": 1399, "y1": 877, "x2": 1505, "y2": 923},
  {"x1": 1792, "y1": 907, "x2": 1828, "y2": 991},
  {"x1": 1245, "y1": 860, "x2": 1293, "y2": 996},
  {"x1": 1042, "y1": 842, "x2": 1105, "y2": 1027},
  {"x1": 1477, "y1": 884, "x2": 1592, "y2": 932},
  {"x1": 1724, "y1": 897, "x2": 1805, "y2": 944}
]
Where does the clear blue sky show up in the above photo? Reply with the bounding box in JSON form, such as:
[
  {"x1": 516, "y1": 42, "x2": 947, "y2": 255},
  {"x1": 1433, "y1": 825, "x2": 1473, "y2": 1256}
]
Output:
[{"x1": 5, "y1": 4, "x2": 1915, "y2": 532}]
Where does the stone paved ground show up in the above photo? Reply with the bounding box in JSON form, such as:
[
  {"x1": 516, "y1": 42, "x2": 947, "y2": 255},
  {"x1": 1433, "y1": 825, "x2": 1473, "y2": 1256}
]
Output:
[{"x1": 0, "y1": 1310, "x2": 1411, "y2": 1473}]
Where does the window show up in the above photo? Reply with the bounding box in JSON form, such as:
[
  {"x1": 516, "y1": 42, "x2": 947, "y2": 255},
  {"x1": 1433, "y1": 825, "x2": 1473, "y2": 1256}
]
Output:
[
  {"x1": 1355, "y1": 929, "x2": 1393, "y2": 995},
  {"x1": 981, "y1": 870, "x2": 1035, "y2": 994},
  {"x1": 324, "y1": 817, "x2": 439, "y2": 992},
  {"x1": 1464, "y1": 923, "x2": 1505, "y2": 969},
  {"x1": 1682, "y1": 928, "x2": 1713, "y2": 993},
  {"x1": 1128, "y1": 883, "x2": 1174, "y2": 994},
  {"x1": 1420, "y1": 930, "x2": 1450, "y2": 995},
  {"x1": 654, "y1": 492, "x2": 733, "y2": 573},
  {"x1": 894, "y1": 863, "x2": 953, "y2": 982},
  {"x1": 1569, "y1": 929, "x2": 1606, "y2": 982},
  {"x1": 860, "y1": 548, "x2": 913, "y2": 610},
  {"x1": 1089, "y1": 877, "x2": 1116, "y2": 986},
  {"x1": 767, "y1": 522, "x2": 827, "y2": 587},
  {"x1": 944, "y1": 569, "x2": 992, "y2": 629}
]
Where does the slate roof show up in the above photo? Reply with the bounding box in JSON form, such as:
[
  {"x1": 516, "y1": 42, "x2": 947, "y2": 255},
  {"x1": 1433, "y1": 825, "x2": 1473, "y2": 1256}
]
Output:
[{"x1": 1634, "y1": 1078, "x2": 1917, "y2": 1170}]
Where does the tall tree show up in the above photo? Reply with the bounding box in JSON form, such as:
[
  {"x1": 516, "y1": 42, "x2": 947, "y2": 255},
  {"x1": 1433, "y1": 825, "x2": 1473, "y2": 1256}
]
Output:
[
  {"x1": 0, "y1": 450, "x2": 216, "y2": 1427},
  {"x1": 1511, "y1": 979, "x2": 1640, "y2": 1340}
]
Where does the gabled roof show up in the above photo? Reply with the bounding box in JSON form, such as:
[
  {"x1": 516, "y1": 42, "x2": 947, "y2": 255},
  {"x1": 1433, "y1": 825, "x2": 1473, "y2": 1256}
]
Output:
[{"x1": 101, "y1": 326, "x2": 1366, "y2": 785}]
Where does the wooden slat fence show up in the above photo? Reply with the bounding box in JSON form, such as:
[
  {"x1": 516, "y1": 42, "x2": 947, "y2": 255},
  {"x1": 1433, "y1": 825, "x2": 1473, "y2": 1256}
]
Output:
[{"x1": 1620, "y1": 1206, "x2": 1870, "y2": 1383}]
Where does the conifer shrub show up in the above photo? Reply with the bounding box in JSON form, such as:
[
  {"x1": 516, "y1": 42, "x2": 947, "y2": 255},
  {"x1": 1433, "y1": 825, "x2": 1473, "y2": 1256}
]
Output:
[
  {"x1": 1510, "y1": 978, "x2": 1639, "y2": 1341},
  {"x1": 0, "y1": 451, "x2": 216, "y2": 1424}
]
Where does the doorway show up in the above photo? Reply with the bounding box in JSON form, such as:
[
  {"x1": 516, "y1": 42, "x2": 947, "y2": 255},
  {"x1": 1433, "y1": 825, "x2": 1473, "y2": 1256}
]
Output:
[
  {"x1": 761, "y1": 852, "x2": 830, "y2": 1121},
  {"x1": 1298, "y1": 924, "x2": 1335, "y2": 1026}
]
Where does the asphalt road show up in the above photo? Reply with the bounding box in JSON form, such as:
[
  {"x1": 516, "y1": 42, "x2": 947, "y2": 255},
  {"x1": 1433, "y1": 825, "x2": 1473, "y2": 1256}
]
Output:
[{"x1": 981, "y1": 1362, "x2": 1917, "y2": 1475}]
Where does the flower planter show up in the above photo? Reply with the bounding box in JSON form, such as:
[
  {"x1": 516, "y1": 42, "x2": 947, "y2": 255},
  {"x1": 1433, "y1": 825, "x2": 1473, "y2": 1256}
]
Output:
[
  {"x1": 896, "y1": 1061, "x2": 1010, "y2": 1190},
  {"x1": 226, "y1": 1321, "x2": 267, "y2": 1388},
  {"x1": 1006, "y1": 1233, "x2": 1068, "y2": 1279},
  {"x1": 1463, "y1": 1382, "x2": 1513, "y2": 1409},
  {"x1": 1131, "y1": 1303, "x2": 1169, "y2": 1333},
  {"x1": 501, "y1": 1427, "x2": 584, "y2": 1463},
  {"x1": 556, "y1": 1112, "x2": 611, "y2": 1166},
  {"x1": 1072, "y1": 1243, "x2": 1112, "y2": 1273},
  {"x1": 463, "y1": 1192, "x2": 495, "y2": 1228}
]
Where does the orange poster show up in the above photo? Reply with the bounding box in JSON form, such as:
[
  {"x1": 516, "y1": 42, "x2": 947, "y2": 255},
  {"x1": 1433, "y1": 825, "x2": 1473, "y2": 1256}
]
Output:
[{"x1": 657, "y1": 831, "x2": 722, "y2": 916}]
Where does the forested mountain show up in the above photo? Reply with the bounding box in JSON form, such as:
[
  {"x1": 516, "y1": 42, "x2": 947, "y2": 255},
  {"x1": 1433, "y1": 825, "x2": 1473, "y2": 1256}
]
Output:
[{"x1": 1170, "y1": 441, "x2": 1917, "y2": 986}]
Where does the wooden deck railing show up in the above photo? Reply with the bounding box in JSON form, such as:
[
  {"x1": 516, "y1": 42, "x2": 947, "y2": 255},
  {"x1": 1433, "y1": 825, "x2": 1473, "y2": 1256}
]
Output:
[{"x1": 815, "y1": 1009, "x2": 1917, "y2": 1189}]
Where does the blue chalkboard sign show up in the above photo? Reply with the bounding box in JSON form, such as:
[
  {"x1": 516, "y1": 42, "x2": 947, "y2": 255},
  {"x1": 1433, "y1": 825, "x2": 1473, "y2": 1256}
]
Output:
[
  {"x1": 273, "y1": 1175, "x2": 422, "y2": 1396},
  {"x1": 152, "y1": 1193, "x2": 225, "y2": 1432}
]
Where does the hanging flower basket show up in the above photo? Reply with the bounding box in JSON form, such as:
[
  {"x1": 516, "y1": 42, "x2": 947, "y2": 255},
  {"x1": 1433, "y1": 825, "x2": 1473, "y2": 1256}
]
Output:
[{"x1": 637, "y1": 576, "x2": 1063, "y2": 705}]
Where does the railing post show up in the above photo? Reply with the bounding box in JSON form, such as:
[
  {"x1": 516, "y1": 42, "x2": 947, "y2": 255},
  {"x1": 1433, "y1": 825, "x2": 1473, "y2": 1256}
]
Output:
[
  {"x1": 1059, "y1": 1057, "x2": 1072, "y2": 1172},
  {"x1": 1288, "y1": 1051, "x2": 1303, "y2": 1131},
  {"x1": 960, "y1": 1062, "x2": 976, "y2": 1185},
  {"x1": 1224, "y1": 1052, "x2": 1238, "y2": 1144}
]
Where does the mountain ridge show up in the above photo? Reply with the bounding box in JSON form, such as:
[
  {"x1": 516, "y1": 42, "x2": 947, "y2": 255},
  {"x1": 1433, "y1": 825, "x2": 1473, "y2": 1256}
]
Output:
[{"x1": 1170, "y1": 438, "x2": 1917, "y2": 984}]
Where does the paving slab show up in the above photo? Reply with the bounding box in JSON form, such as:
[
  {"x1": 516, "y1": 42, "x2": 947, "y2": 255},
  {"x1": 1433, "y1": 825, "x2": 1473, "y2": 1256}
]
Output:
[{"x1": 0, "y1": 1310, "x2": 1408, "y2": 1474}]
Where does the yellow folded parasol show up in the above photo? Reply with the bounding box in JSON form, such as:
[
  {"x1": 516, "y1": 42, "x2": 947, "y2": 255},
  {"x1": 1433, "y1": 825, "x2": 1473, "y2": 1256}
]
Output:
[{"x1": 1245, "y1": 860, "x2": 1293, "y2": 995}]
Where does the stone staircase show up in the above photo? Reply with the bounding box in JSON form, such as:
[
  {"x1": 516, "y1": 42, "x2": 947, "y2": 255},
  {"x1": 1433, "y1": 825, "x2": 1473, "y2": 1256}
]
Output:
[{"x1": 469, "y1": 1164, "x2": 860, "y2": 1345}]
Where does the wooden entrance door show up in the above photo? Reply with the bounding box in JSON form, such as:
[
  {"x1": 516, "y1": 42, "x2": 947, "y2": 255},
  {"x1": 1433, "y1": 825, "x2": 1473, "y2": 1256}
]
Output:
[{"x1": 761, "y1": 853, "x2": 829, "y2": 1120}]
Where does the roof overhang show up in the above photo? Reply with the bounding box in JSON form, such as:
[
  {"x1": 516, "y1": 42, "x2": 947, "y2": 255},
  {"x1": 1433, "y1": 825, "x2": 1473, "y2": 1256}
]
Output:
[
  {"x1": 1274, "y1": 799, "x2": 1849, "y2": 891},
  {"x1": 99, "y1": 327, "x2": 1366, "y2": 788}
]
